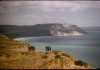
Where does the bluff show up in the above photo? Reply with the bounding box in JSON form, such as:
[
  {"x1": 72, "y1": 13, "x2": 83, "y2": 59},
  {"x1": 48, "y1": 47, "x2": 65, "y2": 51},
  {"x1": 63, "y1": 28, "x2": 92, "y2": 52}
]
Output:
[
  {"x1": 0, "y1": 33, "x2": 29, "y2": 50},
  {"x1": 0, "y1": 23, "x2": 87, "y2": 38},
  {"x1": 0, "y1": 33, "x2": 94, "y2": 69}
]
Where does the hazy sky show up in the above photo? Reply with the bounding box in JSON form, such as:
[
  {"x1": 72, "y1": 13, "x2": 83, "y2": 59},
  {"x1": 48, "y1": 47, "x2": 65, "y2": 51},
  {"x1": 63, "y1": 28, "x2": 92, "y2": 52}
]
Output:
[{"x1": 0, "y1": 1, "x2": 100, "y2": 27}]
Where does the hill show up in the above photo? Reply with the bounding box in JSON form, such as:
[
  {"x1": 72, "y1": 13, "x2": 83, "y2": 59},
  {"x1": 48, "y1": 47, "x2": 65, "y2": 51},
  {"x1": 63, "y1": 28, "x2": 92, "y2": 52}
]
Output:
[
  {"x1": 0, "y1": 50, "x2": 94, "y2": 69},
  {"x1": 0, "y1": 33, "x2": 29, "y2": 50},
  {"x1": 0, "y1": 23, "x2": 87, "y2": 38},
  {"x1": 0, "y1": 33, "x2": 94, "y2": 69}
]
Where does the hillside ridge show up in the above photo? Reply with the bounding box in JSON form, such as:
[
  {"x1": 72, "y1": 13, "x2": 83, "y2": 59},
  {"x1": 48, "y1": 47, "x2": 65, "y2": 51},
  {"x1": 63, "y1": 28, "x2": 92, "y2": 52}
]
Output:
[
  {"x1": 0, "y1": 23, "x2": 87, "y2": 38},
  {"x1": 0, "y1": 33, "x2": 95, "y2": 69}
]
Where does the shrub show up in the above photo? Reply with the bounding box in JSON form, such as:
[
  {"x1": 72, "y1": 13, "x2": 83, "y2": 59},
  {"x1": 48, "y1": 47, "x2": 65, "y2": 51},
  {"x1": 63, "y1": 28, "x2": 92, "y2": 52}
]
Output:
[
  {"x1": 6, "y1": 54, "x2": 11, "y2": 58},
  {"x1": 42, "y1": 55, "x2": 48, "y2": 59},
  {"x1": 55, "y1": 55, "x2": 61, "y2": 59},
  {"x1": 45, "y1": 52, "x2": 49, "y2": 54},
  {"x1": 62, "y1": 53, "x2": 70, "y2": 57},
  {"x1": 53, "y1": 50, "x2": 59, "y2": 55},
  {"x1": 74, "y1": 60, "x2": 88, "y2": 66},
  {"x1": 21, "y1": 52, "x2": 29, "y2": 56}
]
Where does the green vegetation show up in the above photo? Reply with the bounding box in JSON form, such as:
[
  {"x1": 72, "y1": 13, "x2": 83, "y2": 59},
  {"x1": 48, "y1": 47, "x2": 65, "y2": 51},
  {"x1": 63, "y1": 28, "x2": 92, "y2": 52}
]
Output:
[{"x1": 74, "y1": 60, "x2": 88, "y2": 67}]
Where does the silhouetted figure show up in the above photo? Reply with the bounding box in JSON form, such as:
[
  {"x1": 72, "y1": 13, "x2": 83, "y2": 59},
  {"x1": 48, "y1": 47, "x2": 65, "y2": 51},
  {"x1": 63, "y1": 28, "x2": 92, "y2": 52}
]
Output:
[
  {"x1": 45, "y1": 46, "x2": 51, "y2": 51},
  {"x1": 46, "y1": 46, "x2": 49, "y2": 51},
  {"x1": 49, "y1": 46, "x2": 51, "y2": 51},
  {"x1": 48, "y1": 46, "x2": 49, "y2": 51},
  {"x1": 28, "y1": 46, "x2": 35, "y2": 52},
  {"x1": 45, "y1": 46, "x2": 48, "y2": 51}
]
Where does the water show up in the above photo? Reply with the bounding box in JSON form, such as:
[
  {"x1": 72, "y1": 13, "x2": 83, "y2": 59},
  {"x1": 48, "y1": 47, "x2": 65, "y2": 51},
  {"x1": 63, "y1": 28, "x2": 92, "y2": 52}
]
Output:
[{"x1": 15, "y1": 31, "x2": 100, "y2": 68}]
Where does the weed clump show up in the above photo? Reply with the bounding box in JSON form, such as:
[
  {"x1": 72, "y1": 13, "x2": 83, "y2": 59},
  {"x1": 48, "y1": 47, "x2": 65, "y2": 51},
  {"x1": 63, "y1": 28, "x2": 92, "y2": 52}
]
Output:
[
  {"x1": 74, "y1": 60, "x2": 88, "y2": 67},
  {"x1": 62, "y1": 53, "x2": 70, "y2": 57},
  {"x1": 53, "y1": 50, "x2": 60, "y2": 55},
  {"x1": 55, "y1": 55, "x2": 61, "y2": 59},
  {"x1": 45, "y1": 52, "x2": 49, "y2": 54},
  {"x1": 42, "y1": 55, "x2": 48, "y2": 59},
  {"x1": 21, "y1": 52, "x2": 29, "y2": 56}
]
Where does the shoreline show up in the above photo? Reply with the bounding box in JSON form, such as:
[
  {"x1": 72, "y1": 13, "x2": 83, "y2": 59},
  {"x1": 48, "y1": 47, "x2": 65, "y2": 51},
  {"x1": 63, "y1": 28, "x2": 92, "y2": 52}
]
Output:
[{"x1": 14, "y1": 34, "x2": 86, "y2": 40}]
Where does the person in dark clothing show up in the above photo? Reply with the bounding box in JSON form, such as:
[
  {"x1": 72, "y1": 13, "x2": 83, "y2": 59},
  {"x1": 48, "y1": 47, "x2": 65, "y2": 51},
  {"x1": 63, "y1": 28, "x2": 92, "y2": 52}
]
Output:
[
  {"x1": 49, "y1": 46, "x2": 51, "y2": 51},
  {"x1": 45, "y1": 46, "x2": 49, "y2": 51},
  {"x1": 47, "y1": 46, "x2": 49, "y2": 51},
  {"x1": 45, "y1": 46, "x2": 52, "y2": 51},
  {"x1": 45, "y1": 46, "x2": 47, "y2": 51}
]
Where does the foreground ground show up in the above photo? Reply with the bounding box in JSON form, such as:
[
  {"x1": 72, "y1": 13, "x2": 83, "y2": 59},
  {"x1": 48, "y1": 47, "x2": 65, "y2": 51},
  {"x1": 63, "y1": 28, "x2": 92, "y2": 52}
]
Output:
[
  {"x1": 0, "y1": 33, "x2": 95, "y2": 69},
  {"x1": 0, "y1": 49, "x2": 94, "y2": 69}
]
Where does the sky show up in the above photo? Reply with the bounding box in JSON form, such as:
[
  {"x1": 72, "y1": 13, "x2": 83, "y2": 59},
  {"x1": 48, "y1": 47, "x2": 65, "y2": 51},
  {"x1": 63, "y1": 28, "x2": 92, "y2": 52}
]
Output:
[{"x1": 0, "y1": 1, "x2": 100, "y2": 27}]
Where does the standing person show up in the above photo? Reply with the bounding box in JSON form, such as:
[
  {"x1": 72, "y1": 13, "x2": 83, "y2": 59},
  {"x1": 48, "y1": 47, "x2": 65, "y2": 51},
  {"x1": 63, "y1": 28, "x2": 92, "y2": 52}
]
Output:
[
  {"x1": 47, "y1": 46, "x2": 49, "y2": 51},
  {"x1": 45, "y1": 46, "x2": 47, "y2": 51},
  {"x1": 49, "y1": 46, "x2": 51, "y2": 51}
]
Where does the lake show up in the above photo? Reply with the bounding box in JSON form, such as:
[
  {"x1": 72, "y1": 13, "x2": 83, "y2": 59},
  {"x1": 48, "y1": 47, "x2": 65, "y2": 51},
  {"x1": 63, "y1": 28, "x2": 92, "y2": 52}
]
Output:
[{"x1": 15, "y1": 31, "x2": 100, "y2": 68}]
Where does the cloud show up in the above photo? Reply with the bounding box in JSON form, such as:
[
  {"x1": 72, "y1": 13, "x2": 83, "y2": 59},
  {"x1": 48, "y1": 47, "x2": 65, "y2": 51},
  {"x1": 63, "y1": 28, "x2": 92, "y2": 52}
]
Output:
[
  {"x1": 43, "y1": 8, "x2": 53, "y2": 12},
  {"x1": 26, "y1": 1, "x2": 100, "y2": 12},
  {"x1": 1, "y1": 1, "x2": 100, "y2": 13},
  {"x1": 0, "y1": 14, "x2": 53, "y2": 25},
  {"x1": 0, "y1": 1, "x2": 100, "y2": 26}
]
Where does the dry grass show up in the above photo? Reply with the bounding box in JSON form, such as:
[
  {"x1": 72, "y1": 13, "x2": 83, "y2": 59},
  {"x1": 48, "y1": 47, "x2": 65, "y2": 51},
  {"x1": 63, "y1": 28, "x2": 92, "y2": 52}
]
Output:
[
  {"x1": 0, "y1": 34, "x2": 95, "y2": 69},
  {"x1": 0, "y1": 50, "x2": 94, "y2": 69},
  {"x1": 62, "y1": 53, "x2": 70, "y2": 58}
]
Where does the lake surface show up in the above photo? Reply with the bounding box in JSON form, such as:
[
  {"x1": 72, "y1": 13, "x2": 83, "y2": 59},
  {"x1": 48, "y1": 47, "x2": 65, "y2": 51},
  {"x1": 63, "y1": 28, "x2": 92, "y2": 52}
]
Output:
[{"x1": 15, "y1": 31, "x2": 100, "y2": 68}]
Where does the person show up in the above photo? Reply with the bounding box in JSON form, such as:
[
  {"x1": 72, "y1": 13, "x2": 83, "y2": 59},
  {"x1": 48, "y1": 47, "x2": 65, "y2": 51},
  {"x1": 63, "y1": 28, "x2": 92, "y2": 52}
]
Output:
[
  {"x1": 47, "y1": 46, "x2": 49, "y2": 51},
  {"x1": 45, "y1": 46, "x2": 47, "y2": 51},
  {"x1": 49, "y1": 46, "x2": 51, "y2": 51},
  {"x1": 45, "y1": 46, "x2": 52, "y2": 51}
]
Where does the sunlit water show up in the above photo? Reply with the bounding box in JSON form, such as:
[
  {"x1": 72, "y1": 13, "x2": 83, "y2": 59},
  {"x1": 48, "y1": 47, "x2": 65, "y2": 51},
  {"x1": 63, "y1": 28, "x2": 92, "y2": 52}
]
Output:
[{"x1": 15, "y1": 31, "x2": 100, "y2": 68}]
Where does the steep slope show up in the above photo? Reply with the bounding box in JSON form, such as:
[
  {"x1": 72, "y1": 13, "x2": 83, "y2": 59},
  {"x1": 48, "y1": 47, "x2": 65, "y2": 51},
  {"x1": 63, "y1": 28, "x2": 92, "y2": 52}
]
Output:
[
  {"x1": 0, "y1": 50, "x2": 94, "y2": 69},
  {"x1": 0, "y1": 23, "x2": 87, "y2": 38},
  {"x1": 0, "y1": 33, "x2": 94, "y2": 69},
  {"x1": 0, "y1": 33, "x2": 29, "y2": 50},
  {"x1": 34, "y1": 23, "x2": 87, "y2": 36}
]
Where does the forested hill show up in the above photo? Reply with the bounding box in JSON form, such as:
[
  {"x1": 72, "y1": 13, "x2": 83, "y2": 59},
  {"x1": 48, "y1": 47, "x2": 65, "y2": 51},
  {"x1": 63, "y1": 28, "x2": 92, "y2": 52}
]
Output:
[{"x1": 0, "y1": 23, "x2": 87, "y2": 38}]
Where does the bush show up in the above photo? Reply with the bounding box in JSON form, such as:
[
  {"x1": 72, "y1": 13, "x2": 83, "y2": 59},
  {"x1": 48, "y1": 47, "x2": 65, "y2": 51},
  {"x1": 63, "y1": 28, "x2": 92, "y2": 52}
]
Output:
[
  {"x1": 74, "y1": 60, "x2": 88, "y2": 66},
  {"x1": 6, "y1": 54, "x2": 11, "y2": 58},
  {"x1": 55, "y1": 55, "x2": 61, "y2": 59},
  {"x1": 21, "y1": 52, "x2": 29, "y2": 55},
  {"x1": 45, "y1": 52, "x2": 49, "y2": 54},
  {"x1": 53, "y1": 50, "x2": 59, "y2": 55},
  {"x1": 42, "y1": 55, "x2": 48, "y2": 59},
  {"x1": 62, "y1": 53, "x2": 70, "y2": 57}
]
